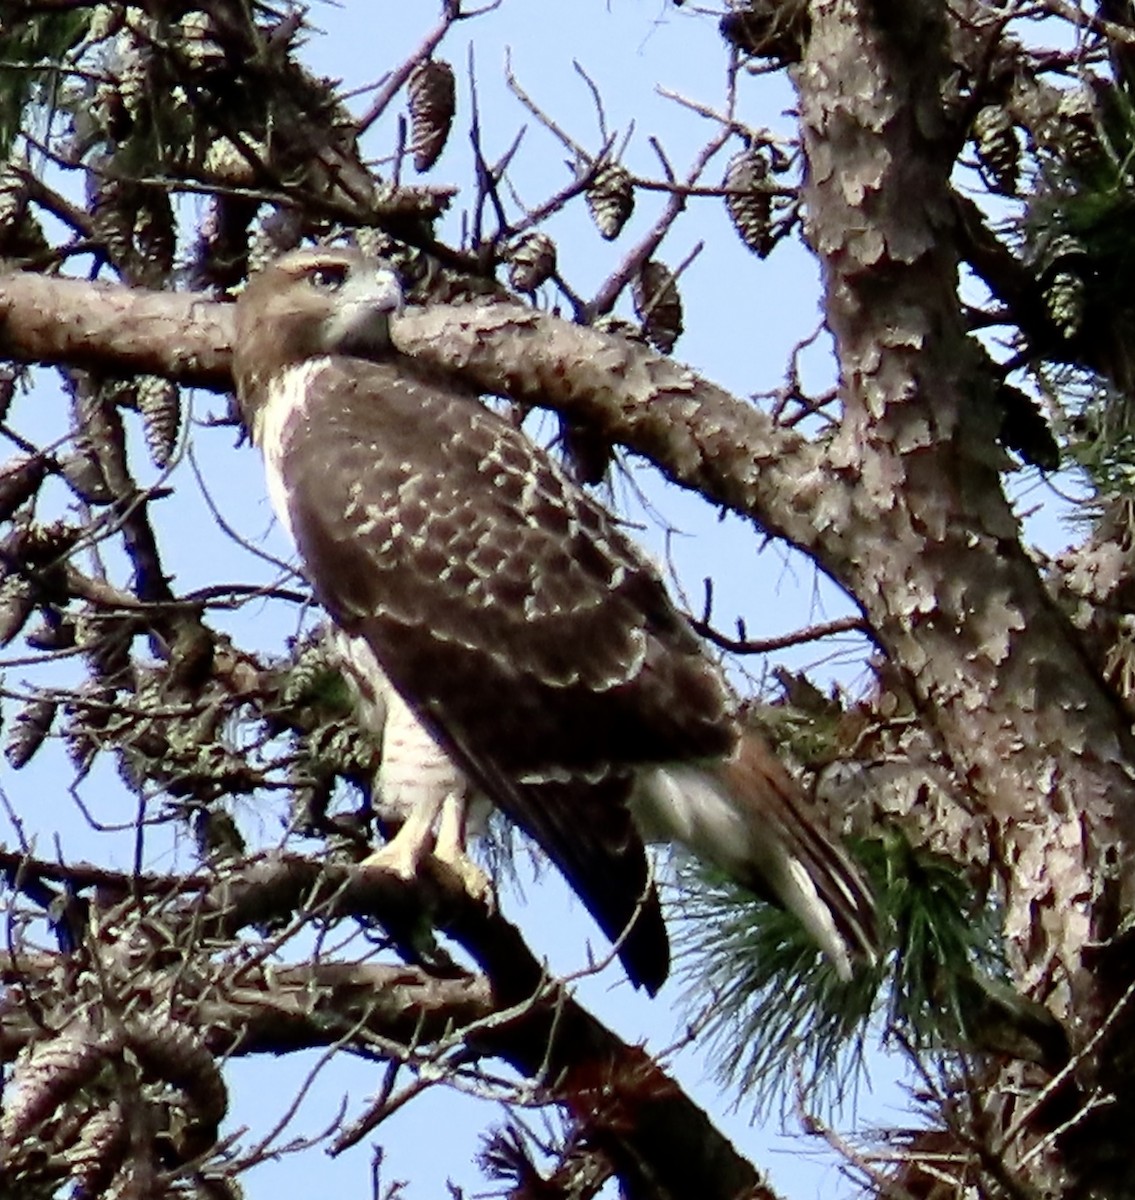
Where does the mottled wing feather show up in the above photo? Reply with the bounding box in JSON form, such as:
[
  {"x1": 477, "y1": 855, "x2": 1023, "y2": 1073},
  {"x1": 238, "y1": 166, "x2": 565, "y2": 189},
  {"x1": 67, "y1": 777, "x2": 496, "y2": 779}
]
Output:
[
  {"x1": 277, "y1": 357, "x2": 733, "y2": 989},
  {"x1": 281, "y1": 359, "x2": 735, "y2": 773}
]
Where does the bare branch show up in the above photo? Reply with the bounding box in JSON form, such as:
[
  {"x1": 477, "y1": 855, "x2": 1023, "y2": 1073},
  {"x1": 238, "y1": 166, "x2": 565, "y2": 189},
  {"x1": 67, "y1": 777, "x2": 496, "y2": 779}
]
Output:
[
  {"x1": 0, "y1": 271, "x2": 837, "y2": 554},
  {"x1": 692, "y1": 613, "x2": 868, "y2": 656}
]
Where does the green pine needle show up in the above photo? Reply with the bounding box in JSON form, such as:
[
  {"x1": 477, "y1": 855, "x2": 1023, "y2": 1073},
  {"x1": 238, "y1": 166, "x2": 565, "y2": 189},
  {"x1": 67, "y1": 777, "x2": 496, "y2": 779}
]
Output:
[
  {"x1": 672, "y1": 859, "x2": 877, "y2": 1114},
  {"x1": 671, "y1": 830, "x2": 1017, "y2": 1113},
  {"x1": 0, "y1": 12, "x2": 89, "y2": 153}
]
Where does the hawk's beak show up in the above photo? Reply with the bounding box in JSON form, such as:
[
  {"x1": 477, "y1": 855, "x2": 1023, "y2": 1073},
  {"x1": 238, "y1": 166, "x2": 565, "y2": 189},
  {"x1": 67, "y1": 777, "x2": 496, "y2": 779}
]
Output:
[{"x1": 323, "y1": 266, "x2": 404, "y2": 358}]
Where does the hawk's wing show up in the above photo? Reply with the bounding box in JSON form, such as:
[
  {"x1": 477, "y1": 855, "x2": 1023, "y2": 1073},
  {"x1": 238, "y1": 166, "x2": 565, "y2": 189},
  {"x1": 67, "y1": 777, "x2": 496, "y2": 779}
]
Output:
[{"x1": 274, "y1": 356, "x2": 736, "y2": 990}]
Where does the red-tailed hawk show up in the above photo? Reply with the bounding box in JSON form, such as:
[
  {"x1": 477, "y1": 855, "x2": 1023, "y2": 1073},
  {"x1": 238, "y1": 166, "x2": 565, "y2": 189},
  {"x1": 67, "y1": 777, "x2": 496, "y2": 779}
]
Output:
[{"x1": 232, "y1": 247, "x2": 875, "y2": 993}]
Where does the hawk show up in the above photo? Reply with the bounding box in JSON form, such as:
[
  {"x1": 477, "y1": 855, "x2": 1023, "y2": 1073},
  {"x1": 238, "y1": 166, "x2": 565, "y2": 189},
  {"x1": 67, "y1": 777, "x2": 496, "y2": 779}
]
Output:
[{"x1": 232, "y1": 247, "x2": 875, "y2": 993}]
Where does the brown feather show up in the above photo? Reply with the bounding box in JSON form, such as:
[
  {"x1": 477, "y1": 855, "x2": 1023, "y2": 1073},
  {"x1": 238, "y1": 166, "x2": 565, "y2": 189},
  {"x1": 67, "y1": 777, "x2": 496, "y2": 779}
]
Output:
[
  {"x1": 714, "y1": 731, "x2": 877, "y2": 968},
  {"x1": 232, "y1": 249, "x2": 878, "y2": 992}
]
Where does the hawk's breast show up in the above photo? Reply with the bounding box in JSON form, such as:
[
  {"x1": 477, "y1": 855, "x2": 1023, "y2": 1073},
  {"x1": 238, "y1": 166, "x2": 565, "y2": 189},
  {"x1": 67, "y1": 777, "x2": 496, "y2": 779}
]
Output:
[{"x1": 256, "y1": 360, "x2": 331, "y2": 542}]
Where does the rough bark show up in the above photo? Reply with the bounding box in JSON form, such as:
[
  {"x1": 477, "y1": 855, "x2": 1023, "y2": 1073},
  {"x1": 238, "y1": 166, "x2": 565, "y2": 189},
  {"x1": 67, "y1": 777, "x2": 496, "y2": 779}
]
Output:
[
  {"x1": 795, "y1": 2, "x2": 1135, "y2": 1194},
  {"x1": 0, "y1": 269, "x2": 832, "y2": 550}
]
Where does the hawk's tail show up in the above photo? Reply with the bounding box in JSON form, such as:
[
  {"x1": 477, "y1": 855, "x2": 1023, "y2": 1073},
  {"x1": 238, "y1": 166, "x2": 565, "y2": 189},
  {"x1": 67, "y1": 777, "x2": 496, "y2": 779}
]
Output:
[
  {"x1": 634, "y1": 730, "x2": 877, "y2": 981},
  {"x1": 719, "y1": 730, "x2": 877, "y2": 978}
]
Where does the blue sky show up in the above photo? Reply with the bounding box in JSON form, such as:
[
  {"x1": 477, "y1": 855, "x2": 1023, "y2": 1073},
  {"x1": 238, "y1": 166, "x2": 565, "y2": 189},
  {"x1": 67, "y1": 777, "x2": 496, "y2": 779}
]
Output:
[
  {"x1": 214, "y1": 6, "x2": 888, "y2": 1197},
  {"x1": 2, "y1": 2, "x2": 1082, "y2": 1197}
]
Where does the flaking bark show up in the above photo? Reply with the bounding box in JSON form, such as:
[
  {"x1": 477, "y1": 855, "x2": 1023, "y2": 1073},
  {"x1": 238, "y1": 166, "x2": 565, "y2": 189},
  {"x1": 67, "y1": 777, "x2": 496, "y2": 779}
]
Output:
[{"x1": 797, "y1": 2, "x2": 1135, "y2": 1193}]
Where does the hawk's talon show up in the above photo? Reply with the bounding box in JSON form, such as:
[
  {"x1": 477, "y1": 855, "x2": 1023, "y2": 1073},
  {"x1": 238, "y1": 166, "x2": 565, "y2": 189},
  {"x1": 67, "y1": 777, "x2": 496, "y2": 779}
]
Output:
[
  {"x1": 357, "y1": 844, "x2": 422, "y2": 884},
  {"x1": 356, "y1": 845, "x2": 494, "y2": 909}
]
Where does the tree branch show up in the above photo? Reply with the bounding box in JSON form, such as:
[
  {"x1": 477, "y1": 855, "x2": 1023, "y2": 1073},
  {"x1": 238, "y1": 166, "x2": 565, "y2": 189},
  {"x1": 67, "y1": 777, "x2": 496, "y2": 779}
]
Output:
[
  {"x1": 1, "y1": 852, "x2": 776, "y2": 1200},
  {"x1": 0, "y1": 270, "x2": 840, "y2": 555}
]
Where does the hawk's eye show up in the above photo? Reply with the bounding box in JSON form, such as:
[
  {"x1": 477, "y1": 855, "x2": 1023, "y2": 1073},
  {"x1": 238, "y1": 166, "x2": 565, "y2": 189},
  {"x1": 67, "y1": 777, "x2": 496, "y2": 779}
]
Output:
[{"x1": 308, "y1": 265, "x2": 348, "y2": 291}]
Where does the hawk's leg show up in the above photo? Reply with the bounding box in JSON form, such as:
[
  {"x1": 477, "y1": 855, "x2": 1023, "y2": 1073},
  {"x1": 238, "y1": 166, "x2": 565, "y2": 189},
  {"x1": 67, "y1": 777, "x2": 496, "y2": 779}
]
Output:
[
  {"x1": 352, "y1": 669, "x2": 491, "y2": 903},
  {"x1": 358, "y1": 684, "x2": 454, "y2": 880},
  {"x1": 359, "y1": 790, "x2": 443, "y2": 881},
  {"x1": 433, "y1": 792, "x2": 492, "y2": 905},
  {"x1": 359, "y1": 792, "x2": 491, "y2": 905}
]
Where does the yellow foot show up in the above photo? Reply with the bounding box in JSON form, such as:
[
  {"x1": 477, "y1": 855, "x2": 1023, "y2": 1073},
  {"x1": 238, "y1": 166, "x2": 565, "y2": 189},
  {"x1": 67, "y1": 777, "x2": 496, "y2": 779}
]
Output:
[
  {"x1": 356, "y1": 846, "x2": 493, "y2": 909},
  {"x1": 357, "y1": 843, "x2": 420, "y2": 884}
]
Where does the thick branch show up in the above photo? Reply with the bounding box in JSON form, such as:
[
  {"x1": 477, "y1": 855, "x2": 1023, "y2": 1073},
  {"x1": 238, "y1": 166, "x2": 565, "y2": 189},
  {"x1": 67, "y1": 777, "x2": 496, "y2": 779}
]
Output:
[
  {"x1": 1, "y1": 853, "x2": 773, "y2": 1200},
  {"x1": 0, "y1": 273, "x2": 233, "y2": 386},
  {"x1": 445, "y1": 890, "x2": 775, "y2": 1200},
  {"x1": 0, "y1": 270, "x2": 840, "y2": 556},
  {"x1": 0, "y1": 954, "x2": 495, "y2": 1056},
  {"x1": 193, "y1": 856, "x2": 774, "y2": 1199}
]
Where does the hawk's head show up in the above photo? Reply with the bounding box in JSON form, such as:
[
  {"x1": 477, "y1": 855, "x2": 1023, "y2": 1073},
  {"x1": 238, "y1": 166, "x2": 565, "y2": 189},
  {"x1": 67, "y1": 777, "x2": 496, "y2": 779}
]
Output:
[{"x1": 232, "y1": 247, "x2": 404, "y2": 425}]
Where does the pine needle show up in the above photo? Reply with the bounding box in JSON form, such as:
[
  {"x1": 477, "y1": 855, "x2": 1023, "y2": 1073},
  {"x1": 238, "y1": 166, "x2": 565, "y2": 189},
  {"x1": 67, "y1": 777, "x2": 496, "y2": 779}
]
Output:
[{"x1": 671, "y1": 831, "x2": 1016, "y2": 1115}]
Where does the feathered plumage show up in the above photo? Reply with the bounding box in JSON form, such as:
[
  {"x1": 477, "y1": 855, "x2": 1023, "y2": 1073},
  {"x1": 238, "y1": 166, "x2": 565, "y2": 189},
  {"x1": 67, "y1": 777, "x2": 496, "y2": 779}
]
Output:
[{"x1": 232, "y1": 247, "x2": 876, "y2": 992}]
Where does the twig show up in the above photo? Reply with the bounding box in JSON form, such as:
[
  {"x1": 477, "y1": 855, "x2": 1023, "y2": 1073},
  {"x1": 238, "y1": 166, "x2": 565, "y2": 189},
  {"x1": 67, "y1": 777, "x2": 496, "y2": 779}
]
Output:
[
  {"x1": 589, "y1": 61, "x2": 738, "y2": 317},
  {"x1": 1001, "y1": 972, "x2": 1135, "y2": 1150},
  {"x1": 505, "y1": 47, "x2": 586, "y2": 160},
  {"x1": 468, "y1": 45, "x2": 508, "y2": 249},
  {"x1": 0, "y1": 842, "x2": 204, "y2": 895},
  {"x1": 1033, "y1": 0, "x2": 1135, "y2": 44},
  {"x1": 188, "y1": 444, "x2": 303, "y2": 581},
  {"x1": 358, "y1": 0, "x2": 502, "y2": 135},
  {"x1": 331, "y1": 1065, "x2": 437, "y2": 1155},
  {"x1": 573, "y1": 59, "x2": 609, "y2": 146},
  {"x1": 691, "y1": 613, "x2": 867, "y2": 656}
]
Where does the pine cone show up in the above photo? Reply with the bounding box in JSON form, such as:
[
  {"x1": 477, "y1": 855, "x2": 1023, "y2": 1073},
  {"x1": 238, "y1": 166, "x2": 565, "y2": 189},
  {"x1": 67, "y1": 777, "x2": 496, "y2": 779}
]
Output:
[
  {"x1": 1054, "y1": 87, "x2": 1104, "y2": 170},
  {"x1": 5, "y1": 696, "x2": 57, "y2": 769},
  {"x1": 0, "y1": 454, "x2": 46, "y2": 522},
  {"x1": 137, "y1": 375, "x2": 181, "y2": 469},
  {"x1": 13, "y1": 520, "x2": 82, "y2": 566},
  {"x1": 1044, "y1": 269, "x2": 1086, "y2": 339},
  {"x1": 89, "y1": 175, "x2": 137, "y2": 269},
  {"x1": 407, "y1": 59, "x2": 456, "y2": 172},
  {"x1": 203, "y1": 136, "x2": 263, "y2": 187},
  {"x1": 178, "y1": 10, "x2": 225, "y2": 73},
  {"x1": 0, "y1": 363, "x2": 19, "y2": 423},
  {"x1": 586, "y1": 162, "x2": 634, "y2": 240},
  {"x1": 633, "y1": 260, "x2": 683, "y2": 353},
  {"x1": 724, "y1": 146, "x2": 774, "y2": 256},
  {"x1": 132, "y1": 188, "x2": 176, "y2": 282},
  {"x1": 194, "y1": 807, "x2": 247, "y2": 863},
  {"x1": 114, "y1": 28, "x2": 152, "y2": 126},
  {"x1": 1037, "y1": 234, "x2": 1089, "y2": 340},
  {"x1": 0, "y1": 577, "x2": 34, "y2": 647},
  {"x1": 972, "y1": 106, "x2": 1019, "y2": 196},
  {"x1": 0, "y1": 162, "x2": 28, "y2": 241},
  {"x1": 506, "y1": 232, "x2": 557, "y2": 292}
]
